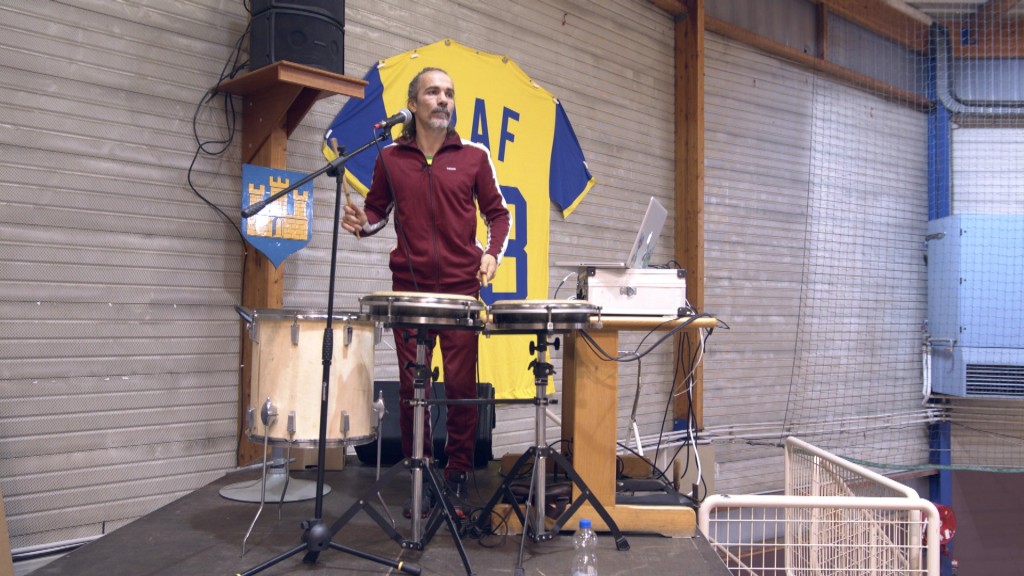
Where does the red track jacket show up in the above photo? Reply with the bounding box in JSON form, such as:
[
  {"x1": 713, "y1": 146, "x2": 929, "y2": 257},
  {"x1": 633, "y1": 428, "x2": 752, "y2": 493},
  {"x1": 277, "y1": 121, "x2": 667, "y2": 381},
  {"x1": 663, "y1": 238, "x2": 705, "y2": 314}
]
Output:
[{"x1": 360, "y1": 132, "x2": 511, "y2": 295}]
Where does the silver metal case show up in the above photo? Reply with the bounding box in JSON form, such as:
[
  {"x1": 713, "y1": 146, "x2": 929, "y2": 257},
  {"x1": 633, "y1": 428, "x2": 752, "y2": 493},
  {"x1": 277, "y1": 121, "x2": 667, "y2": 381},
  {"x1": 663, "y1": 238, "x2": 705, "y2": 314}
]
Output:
[{"x1": 577, "y1": 267, "x2": 688, "y2": 316}]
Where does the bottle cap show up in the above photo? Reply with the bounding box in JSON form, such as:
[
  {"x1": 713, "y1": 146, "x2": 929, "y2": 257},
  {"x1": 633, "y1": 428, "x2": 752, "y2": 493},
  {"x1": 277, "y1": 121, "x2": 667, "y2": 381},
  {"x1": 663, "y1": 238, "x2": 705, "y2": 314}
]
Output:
[{"x1": 579, "y1": 518, "x2": 591, "y2": 529}]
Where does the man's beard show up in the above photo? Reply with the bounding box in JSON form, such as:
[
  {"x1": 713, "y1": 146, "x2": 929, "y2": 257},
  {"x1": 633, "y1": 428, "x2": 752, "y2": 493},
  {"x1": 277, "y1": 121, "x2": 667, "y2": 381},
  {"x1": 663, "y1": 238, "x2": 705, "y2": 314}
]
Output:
[{"x1": 427, "y1": 107, "x2": 451, "y2": 130}]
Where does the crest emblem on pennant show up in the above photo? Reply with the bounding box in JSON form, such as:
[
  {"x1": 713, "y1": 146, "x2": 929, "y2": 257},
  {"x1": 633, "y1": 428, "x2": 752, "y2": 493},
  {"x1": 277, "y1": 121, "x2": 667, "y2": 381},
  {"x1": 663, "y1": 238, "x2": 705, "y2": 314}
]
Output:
[{"x1": 241, "y1": 164, "x2": 314, "y2": 267}]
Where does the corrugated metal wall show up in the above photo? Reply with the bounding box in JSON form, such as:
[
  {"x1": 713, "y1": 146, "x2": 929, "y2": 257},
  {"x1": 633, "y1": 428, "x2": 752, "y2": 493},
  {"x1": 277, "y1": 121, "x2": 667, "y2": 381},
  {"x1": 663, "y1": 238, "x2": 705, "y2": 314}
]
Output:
[
  {"x1": 0, "y1": 0, "x2": 678, "y2": 551},
  {"x1": 702, "y1": 32, "x2": 931, "y2": 494},
  {"x1": 0, "y1": 0, "x2": 246, "y2": 550},
  {"x1": 952, "y1": 128, "x2": 1024, "y2": 215}
]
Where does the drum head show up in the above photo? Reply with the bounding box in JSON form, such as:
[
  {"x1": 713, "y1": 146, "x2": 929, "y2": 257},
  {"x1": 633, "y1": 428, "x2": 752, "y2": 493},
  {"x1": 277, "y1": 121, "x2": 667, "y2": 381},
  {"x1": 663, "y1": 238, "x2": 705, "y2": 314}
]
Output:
[
  {"x1": 360, "y1": 292, "x2": 484, "y2": 329},
  {"x1": 488, "y1": 299, "x2": 599, "y2": 333}
]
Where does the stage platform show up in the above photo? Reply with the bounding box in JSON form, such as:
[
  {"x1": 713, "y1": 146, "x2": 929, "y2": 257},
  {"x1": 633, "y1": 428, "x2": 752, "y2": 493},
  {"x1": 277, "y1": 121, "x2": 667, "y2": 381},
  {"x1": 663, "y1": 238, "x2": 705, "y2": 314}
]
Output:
[{"x1": 28, "y1": 457, "x2": 729, "y2": 576}]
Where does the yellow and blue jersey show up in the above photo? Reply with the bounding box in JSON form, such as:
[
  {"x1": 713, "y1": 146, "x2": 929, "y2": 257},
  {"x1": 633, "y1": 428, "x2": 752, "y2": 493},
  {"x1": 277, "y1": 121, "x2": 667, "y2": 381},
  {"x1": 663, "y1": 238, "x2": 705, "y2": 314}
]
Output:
[{"x1": 324, "y1": 39, "x2": 594, "y2": 398}]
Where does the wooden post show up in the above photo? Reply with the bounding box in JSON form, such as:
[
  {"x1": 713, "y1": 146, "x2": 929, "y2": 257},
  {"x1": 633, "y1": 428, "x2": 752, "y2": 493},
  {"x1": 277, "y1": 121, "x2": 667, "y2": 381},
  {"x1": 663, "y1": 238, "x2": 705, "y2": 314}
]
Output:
[
  {"x1": 673, "y1": 0, "x2": 706, "y2": 429},
  {"x1": 217, "y1": 61, "x2": 365, "y2": 465},
  {"x1": 0, "y1": 483, "x2": 12, "y2": 576}
]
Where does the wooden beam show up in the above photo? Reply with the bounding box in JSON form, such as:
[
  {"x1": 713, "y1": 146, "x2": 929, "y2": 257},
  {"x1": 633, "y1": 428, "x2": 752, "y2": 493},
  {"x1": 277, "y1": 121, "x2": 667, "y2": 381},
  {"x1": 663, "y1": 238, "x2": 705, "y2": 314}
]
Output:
[
  {"x1": 814, "y1": 0, "x2": 931, "y2": 53},
  {"x1": 647, "y1": 0, "x2": 686, "y2": 17},
  {"x1": 953, "y1": 24, "x2": 1024, "y2": 58},
  {"x1": 234, "y1": 91, "x2": 289, "y2": 467},
  {"x1": 973, "y1": 0, "x2": 1023, "y2": 24},
  {"x1": 706, "y1": 16, "x2": 934, "y2": 111},
  {"x1": 673, "y1": 0, "x2": 706, "y2": 429},
  {"x1": 817, "y1": 1, "x2": 829, "y2": 60},
  {"x1": 0, "y1": 483, "x2": 11, "y2": 576},
  {"x1": 950, "y1": 0, "x2": 1024, "y2": 58}
]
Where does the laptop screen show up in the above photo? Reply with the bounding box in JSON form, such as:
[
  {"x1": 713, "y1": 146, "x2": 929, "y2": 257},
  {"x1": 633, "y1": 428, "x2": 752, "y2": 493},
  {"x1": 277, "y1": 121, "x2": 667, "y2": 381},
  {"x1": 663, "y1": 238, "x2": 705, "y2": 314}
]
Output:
[
  {"x1": 625, "y1": 197, "x2": 667, "y2": 269},
  {"x1": 553, "y1": 196, "x2": 668, "y2": 270}
]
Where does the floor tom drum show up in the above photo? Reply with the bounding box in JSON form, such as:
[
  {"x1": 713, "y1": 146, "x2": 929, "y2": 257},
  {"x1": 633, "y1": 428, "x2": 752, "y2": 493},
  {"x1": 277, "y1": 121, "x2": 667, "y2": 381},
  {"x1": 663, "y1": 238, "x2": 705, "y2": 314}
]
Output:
[{"x1": 247, "y1": 309, "x2": 375, "y2": 447}]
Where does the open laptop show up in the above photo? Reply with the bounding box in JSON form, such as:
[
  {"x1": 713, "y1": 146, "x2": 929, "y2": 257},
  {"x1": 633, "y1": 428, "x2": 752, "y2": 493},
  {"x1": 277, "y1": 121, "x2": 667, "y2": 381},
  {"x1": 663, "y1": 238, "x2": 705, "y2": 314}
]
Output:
[{"x1": 556, "y1": 196, "x2": 668, "y2": 269}]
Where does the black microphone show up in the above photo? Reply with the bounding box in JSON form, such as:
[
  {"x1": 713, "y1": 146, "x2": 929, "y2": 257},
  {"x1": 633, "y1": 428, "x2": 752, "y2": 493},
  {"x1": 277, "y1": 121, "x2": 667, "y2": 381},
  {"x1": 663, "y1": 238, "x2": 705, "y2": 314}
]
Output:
[{"x1": 373, "y1": 108, "x2": 412, "y2": 130}]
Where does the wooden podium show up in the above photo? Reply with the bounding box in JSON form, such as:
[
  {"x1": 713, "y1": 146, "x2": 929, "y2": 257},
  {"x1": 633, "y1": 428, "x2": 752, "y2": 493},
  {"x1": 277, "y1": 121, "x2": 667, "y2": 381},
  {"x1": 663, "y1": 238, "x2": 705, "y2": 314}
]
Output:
[
  {"x1": 560, "y1": 315, "x2": 719, "y2": 537},
  {"x1": 216, "y1": 61, "x2": 366, "y2": 466}
]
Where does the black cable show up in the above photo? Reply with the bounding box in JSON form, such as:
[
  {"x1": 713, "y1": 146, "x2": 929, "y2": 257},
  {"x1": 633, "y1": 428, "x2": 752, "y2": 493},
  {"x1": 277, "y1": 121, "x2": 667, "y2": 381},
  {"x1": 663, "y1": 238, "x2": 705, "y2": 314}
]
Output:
[
  {"x1": 615, "y1": 441, "x2": 673, "y2": 485},
  {"x1": 646, "y1": 323, "x2": 714, "y2": 504},
  {"x1": 633, "y1": 317, "x2": 681, "y2": 356},
  {"x1": 191, "y1": 5, "x2": 250, "y2": 458},
  {"x1": 186, "y1": 19, "x2": 249, "y2": 244},
  {"x1": 573, "y1": 313, "x2": 718, "y2": 501},
  {"x1": 668, "y1": 327, "x2": 713, "y2": 505},
  {"x1": 653, "y1": 330, "x2": 688, "y2": 474},
  {"x1": 578, "y1": 313, "x2": 717, "y2": 362}
]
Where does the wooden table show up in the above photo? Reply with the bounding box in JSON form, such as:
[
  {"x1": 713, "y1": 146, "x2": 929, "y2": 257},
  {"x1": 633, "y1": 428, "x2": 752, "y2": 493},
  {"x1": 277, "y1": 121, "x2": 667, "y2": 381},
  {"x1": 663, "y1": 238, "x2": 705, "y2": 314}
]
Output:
[{"x1": 561, "y1": 315, "x2": 719, "y2": 537}]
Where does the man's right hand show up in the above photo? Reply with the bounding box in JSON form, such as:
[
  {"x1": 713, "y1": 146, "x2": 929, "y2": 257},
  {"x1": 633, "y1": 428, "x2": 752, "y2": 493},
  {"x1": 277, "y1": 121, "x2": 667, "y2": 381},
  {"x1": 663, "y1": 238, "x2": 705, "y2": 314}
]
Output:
[{"x1": 341, "y1": 203, "x2": 367, "y2": 235}]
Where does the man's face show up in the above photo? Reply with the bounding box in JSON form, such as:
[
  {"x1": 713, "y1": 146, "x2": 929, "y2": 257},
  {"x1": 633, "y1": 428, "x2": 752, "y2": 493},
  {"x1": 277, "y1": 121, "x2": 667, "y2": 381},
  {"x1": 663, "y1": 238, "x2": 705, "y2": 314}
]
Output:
[{"x1": 409, "y1": 71, "x2": 454, "y2": 132}]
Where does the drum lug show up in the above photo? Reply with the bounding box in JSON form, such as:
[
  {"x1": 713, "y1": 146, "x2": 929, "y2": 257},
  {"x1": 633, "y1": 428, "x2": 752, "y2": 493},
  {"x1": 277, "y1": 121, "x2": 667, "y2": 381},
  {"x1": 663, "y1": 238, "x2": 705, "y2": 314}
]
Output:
[
  {"x1": 261, "y1": 398, "x2": 278, "y2": 427},
  {"x1": 341, "y1": 410, "x2": 350, "y2": 440},
  {"x1": 373, "y1": 391, "x2": 387, "y2": 430},
  {"x1": 344, "y1": 324, "x2": 353, "y2": 348},
  {"x1": 291, "y1": 320, "x2": 299, "y2": 345},
  {"x1": 374, "y1": 323, "x2": 383, "y2": 345},
  {"x1": 287, "y1": 411, "x2": 296, "y2": 437},
  {"x1": 236, "y1": 306, "x2": 257, "y2": 343},
  {"x1": 246, "y1": 406, "x2": 256, "y2": 435}
]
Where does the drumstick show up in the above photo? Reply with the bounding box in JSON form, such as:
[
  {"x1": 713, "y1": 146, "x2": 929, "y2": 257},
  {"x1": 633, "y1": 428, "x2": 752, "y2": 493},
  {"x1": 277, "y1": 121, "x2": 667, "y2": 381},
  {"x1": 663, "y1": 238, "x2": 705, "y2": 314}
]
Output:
[
  {"x1": 342, "y1": 175, "x2": 354, "y2": 208},
  {"x1": 342, "y1": 178, "x2": 360, "y2": 241},
  {"x1": 329, "y1": 137, "x2": 359, "y2": 240}
]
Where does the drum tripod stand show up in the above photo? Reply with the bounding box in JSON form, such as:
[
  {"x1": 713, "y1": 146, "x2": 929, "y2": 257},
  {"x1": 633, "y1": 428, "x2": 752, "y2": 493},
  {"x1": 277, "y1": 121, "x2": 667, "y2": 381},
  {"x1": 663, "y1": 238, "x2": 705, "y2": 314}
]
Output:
[
  {"x1": 475, "y1": 330, "x2": 629, "y2": 554},
  {"x1": 316, "y1": 324, "x2": 475, "y2": 575}
]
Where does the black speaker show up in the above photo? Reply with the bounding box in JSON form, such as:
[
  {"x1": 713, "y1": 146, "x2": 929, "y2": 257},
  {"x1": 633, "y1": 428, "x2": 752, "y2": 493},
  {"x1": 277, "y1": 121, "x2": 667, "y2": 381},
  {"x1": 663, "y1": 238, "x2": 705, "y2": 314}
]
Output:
[
  {"x1": 249, "y1": 0, "x2": 345, "y2": 75},
  {"x1": 355, "y1": 381, "x2": 495, "y2": 469}
]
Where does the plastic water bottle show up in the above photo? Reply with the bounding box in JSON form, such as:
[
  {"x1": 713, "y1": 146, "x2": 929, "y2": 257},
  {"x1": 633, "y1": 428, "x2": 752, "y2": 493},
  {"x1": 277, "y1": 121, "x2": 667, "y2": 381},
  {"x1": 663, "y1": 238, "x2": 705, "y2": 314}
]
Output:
[{"x1": 571, "y1": 518, "x2": 598, "y2": 576}]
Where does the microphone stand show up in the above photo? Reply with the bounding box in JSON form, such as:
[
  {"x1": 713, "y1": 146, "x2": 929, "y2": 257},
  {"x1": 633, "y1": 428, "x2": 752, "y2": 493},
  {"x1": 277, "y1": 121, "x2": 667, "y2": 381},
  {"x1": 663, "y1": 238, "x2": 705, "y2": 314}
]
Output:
[
  {"x1": 237, "y1": 131, "x2": 420, "y2": 576},
  {"x1": 241, "y1": 132, "x2": 388, "y2": 219}
]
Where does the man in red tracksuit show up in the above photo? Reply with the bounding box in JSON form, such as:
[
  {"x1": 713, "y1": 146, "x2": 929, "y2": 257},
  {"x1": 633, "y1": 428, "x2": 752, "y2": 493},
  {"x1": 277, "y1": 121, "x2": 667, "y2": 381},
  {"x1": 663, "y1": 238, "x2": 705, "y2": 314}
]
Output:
[{"x1": 341, "y1": 68, "x2": 511, "y2": 519}]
